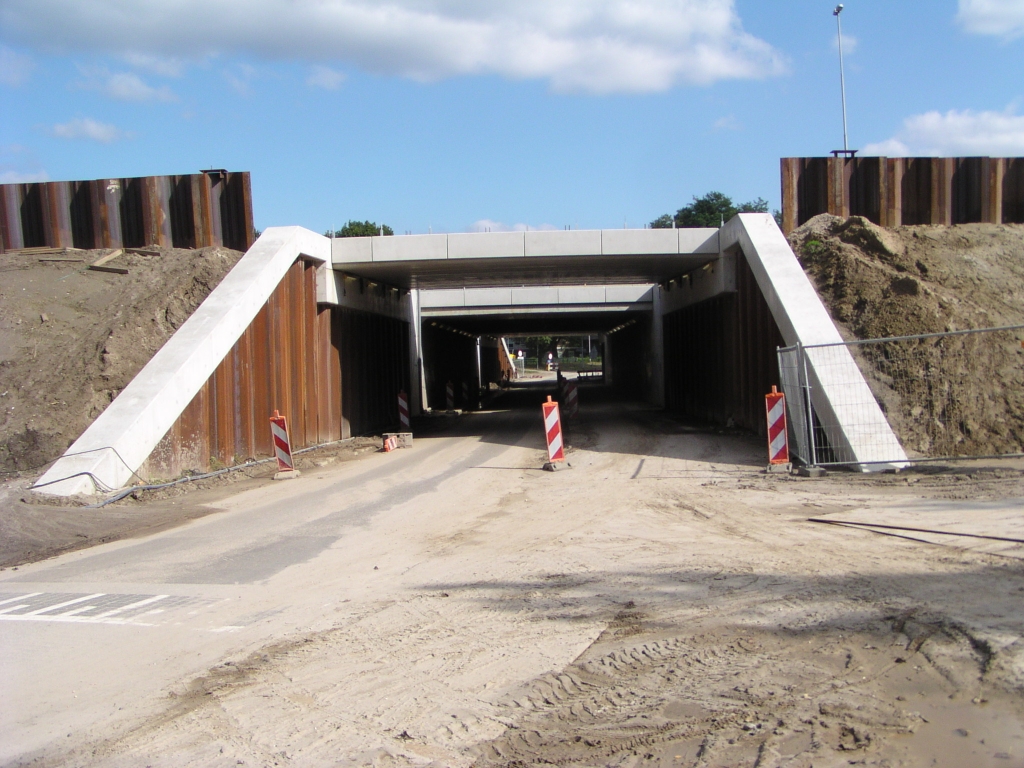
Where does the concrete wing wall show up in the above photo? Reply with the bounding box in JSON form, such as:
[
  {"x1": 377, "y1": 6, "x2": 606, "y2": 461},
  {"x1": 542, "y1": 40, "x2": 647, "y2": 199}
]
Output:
[
  {"x1": 34, "y1": 227, "x2": 329, "y2": 496},
  {"x1": 722, "y1": 213, "x2": 907, "y2": 468}
]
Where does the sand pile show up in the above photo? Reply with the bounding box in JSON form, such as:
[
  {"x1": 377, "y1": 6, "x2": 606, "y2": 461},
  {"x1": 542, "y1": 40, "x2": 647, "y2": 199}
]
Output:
[
  {"x1": 788, "y1": 216, "x2": 1024, "y2": 457},
  {"x1": 0, "y1": 247, "x2": 243, "y2": 473}
]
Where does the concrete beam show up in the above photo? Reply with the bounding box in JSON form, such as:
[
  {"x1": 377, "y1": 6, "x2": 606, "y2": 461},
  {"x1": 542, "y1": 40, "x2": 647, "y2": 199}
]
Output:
[{"x1": 34, "y1": 227, "x2": 329, "y2": 497}]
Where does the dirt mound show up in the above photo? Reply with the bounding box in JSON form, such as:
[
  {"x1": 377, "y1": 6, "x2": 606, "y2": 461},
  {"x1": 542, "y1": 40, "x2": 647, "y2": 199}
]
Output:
[
  {"x1": 0, "y1": 247, "x2": 243, "y2": 474},
  {"x1": 789, "y1": 216, "x2": 1024, "y2": 457}
]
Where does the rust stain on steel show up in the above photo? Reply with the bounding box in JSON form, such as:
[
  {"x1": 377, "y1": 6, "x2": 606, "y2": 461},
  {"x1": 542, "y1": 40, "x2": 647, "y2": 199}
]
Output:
[
  {"x1": 781, "y1": 156, "x2": 1024, "y2": 234},
  {"x1": 142, "y1": 258, "x2": 411, "y2": 479},
  {"x1": 0, "y1": 172, "x2": 254, "y2": 253}
]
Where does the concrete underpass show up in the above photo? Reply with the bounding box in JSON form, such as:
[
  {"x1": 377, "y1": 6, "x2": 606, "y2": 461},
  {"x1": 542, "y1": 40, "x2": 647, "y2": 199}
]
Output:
[{"x1": 36, "y1": 215, "x2": 903, "y2": 497}]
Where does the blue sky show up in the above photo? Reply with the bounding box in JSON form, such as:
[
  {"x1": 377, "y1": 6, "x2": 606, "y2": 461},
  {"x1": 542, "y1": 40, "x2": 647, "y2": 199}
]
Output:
[{"x1": 2, "y1": 0, "x2": 1023, "y2": 235}]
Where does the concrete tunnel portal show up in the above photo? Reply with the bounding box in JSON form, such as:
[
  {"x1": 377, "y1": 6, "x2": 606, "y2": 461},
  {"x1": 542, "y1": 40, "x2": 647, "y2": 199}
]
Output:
[
  {"x1": 36, "y1": 215, "x2": 907, "y2": 497},
  {"x1": 328, "y1": 224, "x2": 779, "y2": 429}
]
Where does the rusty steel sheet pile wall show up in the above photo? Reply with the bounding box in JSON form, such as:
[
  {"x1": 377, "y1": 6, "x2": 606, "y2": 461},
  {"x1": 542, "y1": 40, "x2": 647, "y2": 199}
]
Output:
[
  {"x1": 607, "y1": 315, "x2": 652, "y2": 402},
  {"x1": 421, "y1": 323, "x2": 478, "y2": 409},
  {"x1": 663, "y1": 256, "x2": 783, "y2": 434},
  {"x1": 144, "y1": 258, "x2": 411, "y2": 478},
  {"x1": 0, "y1": 171, "x2": 254, "y2": 253},
  {"x1": 144, "y1": 259, "x2": 337, "y2": 478},
  {"x1": 338, "y1": 308, "x2": 410, "y2": 438},
  {"x1": 781, "y1": 156, "x2": 1024, "y2": 234}
]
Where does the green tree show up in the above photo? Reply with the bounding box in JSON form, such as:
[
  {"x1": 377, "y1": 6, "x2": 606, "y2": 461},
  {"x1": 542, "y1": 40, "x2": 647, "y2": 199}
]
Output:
[
  {"x1": 327, "y1": 220, "x2": 394, "y2": 237},
  {"x1": 650, "y1": 192, "x2": 769, "y2": 228}
]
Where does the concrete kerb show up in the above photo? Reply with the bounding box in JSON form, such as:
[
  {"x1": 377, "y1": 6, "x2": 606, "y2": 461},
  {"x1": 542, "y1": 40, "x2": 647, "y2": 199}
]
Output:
[{"x1": 33, "y1": 227, "x2": 330, "y2": 497}]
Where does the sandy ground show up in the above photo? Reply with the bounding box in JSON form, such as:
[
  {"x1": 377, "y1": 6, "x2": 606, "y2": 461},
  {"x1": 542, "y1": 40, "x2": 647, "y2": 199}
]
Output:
[
  {"x1": 788, "y1": 217, "x2": 1024, "y2": 458},
  {"x1": 0, "y1": 246, "x2": 242, "y2": 473},
  {"x1": 2, "y1": 387, "x2": 1022, "y2": 768}
]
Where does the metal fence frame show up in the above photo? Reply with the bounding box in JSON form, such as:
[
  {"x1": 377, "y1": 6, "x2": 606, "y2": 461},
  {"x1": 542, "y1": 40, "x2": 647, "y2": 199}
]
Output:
[{"x1": 779, "y1": 324, "x2": 1024, "y2": 468}]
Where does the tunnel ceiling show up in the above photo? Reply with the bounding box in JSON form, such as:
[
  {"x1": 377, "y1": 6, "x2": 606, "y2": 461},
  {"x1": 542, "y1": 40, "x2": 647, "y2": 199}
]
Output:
[{"x1": 424, "y1": 309, "x2": 646, "y2": 336}]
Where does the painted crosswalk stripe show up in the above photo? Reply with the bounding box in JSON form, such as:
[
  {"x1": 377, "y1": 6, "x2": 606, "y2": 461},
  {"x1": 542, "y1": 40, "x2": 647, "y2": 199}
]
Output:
[
  {"x1": 24, "y1": 593, "x2": 105, "y2": 616},
  {"x1": 0, "y1": 593, "x2": 40, "y2": 607},
  {"x1": 92, "y1": 595, "x2": 168, "y2": 619}
]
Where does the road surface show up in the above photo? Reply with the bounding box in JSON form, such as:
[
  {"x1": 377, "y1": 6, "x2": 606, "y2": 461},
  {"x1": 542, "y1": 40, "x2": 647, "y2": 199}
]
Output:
[{"x1": 2, "y1": 385, "x2": 1023, "y2": 767}]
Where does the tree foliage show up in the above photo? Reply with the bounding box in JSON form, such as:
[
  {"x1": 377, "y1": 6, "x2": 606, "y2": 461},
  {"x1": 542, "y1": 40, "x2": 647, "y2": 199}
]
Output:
[
  {"x1": 327, "y1": 220, "x2": 394, "y2": 237},
  {"x1": 650, "y1": 192, "x2": 770, "y2": 229}
]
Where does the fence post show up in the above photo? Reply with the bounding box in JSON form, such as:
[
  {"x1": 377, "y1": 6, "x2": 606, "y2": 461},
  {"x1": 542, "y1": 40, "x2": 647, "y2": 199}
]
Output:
[{"x1": 799, "y1": 343, "x2": 817, "y2": 466}]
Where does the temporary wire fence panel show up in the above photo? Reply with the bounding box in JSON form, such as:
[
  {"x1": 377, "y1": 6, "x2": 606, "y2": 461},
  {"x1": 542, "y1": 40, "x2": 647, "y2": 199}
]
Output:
[{"x1": 779, "y1": 325, "x2": 1024, "y2": 467}]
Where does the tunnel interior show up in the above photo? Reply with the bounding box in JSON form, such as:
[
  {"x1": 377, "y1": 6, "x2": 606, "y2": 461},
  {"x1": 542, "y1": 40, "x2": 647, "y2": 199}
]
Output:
[{"x1": 415, "y1": 251, "x2": 783, "y2": 438}]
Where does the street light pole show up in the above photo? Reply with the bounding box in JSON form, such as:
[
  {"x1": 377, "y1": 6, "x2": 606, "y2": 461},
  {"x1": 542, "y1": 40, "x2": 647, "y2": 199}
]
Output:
[{"x1": 834, "y1": 4, "x2": 849, "y2": 153}]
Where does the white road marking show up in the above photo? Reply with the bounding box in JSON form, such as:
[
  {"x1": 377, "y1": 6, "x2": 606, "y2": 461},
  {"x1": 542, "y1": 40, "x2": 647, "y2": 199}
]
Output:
[
  {"x1": 0, "y1": 593, "x2": 40, "y2": 607},
  {"x1": 24, "y1": 593, "x2": 105, "y2": 616},
  {"x1": 92, "y1": 595, "x2": 168, "y2": 619},
  {"x1": 0, "y1": 605, "x2": 31, "y2": 615},
  {"x1": 61, "y1": 605, "x2": 101, "y2": 617}
]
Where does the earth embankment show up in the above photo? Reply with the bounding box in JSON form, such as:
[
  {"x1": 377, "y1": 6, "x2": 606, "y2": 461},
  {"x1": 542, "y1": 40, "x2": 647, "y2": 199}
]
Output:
[{"x1": 0, "y1": 247, "x2": 243, "y2": 474}]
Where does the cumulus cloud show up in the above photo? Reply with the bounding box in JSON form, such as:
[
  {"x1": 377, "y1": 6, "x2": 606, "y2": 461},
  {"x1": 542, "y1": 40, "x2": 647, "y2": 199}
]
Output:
[
  {"x1": 0, "y1": 45, "x2": 34, "y2": 86},
  {"x1": 957, "y1": 0, "x2": 1024, "y2": 38},
  {"x1": 77, "y1": 66, "x2": 177, "y2": 101},
  {"x1": 50, "y1": 117, "x2": 130, "y2": 143},
  {"x1": 307, "y1": 64, "x2": 346, "y2": 89},
  {"x1": 862, "y1": 107, "x2": 1024, "y2": 156},
  {"x1": 0, "y1": 0, "x2": 787, "y2": 93}
]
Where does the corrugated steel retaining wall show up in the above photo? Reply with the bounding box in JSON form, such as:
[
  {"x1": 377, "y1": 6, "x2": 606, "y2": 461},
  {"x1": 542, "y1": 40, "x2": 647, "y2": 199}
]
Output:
[
  {"x1": 421, "y1": 324, "x2": 479, "y2": 409},
  {"x1": 0, "y1": 171, "x2": 254, "y2": 253},
  {"x1": 143, "y1": 258, "x2": 408, "y2": 479},
  {"x1": 663, "y1": 255, "x2": 784, "y2": 434},
  {"x1": 607, "y1": 316, "x2": 652, "y2": 402},
  {"x1": 781, "y1": 156, "x2": 1024, "y2": 234}
]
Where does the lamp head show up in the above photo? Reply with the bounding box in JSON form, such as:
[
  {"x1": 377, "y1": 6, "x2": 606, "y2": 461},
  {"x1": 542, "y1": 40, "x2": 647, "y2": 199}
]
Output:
[{"x1": 834, "y1": 4, "x2": 844, "y2": 14}]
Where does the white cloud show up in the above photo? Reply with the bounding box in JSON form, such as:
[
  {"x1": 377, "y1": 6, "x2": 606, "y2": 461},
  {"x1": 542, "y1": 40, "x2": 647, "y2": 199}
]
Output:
[
  {"x1": 77, "y1": 66, "x2": 177, "y2": 101},
  {"x1": 957, "y1": 0, "x2": 1024, "y2": 38},
  {"x1": 468, "y1": 219, "x2": 559, "y2": 232},
  {"x1": 223, "y1": 63, "x2": 257, "y2": 95},
  {"x1": 712, "y1": 114, "x2": 741, "y2": 131},
  {"x1": 0, "y1": 170, "x2": 48, "y2": 183},
  {"x1": 0, "y1": 0, "x2": 788, "y2": 94},
  {"x1": 832, "y1": 34, "x2": 858, "y2": 54},
  {"x1": 50, "y1": 117, "x2": 130, "y2": 143},
  {"x1": 307, "y1": 64, "x2": 346, "y2": 90},
  {"x1": 0, "y1": 45, "x2": 34, "y2": 86},
  {"x1": 123, "y1": 52, "x2": 186, "y2": 77},
  {"x1": 862, "y1": 107, "x2": 1024, "y2": 156}
]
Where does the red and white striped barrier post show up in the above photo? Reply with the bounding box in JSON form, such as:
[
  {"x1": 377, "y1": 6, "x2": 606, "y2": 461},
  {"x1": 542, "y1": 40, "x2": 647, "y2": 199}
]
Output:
[
  {"x1": 462, "y1": 380, "x2": 469, "y2": 408},
  {"x1": 542, "y1": 395, "x2": 568, "y2": 470},
  {"x1": 398, "y1": 390, "x2": 410, "y2": 430},
  {"x1": 564, "y1": 379, "x2": 579, "y2": 419},
  {"x1": 446, "y1": 380, "x2": 455, "y2": 411},
  {"x1": 765, "y1": 386, "x2": 791, "y2": 471},
  {"x1": 270, "y1": 410, "x2": 300, "y2": 479}
]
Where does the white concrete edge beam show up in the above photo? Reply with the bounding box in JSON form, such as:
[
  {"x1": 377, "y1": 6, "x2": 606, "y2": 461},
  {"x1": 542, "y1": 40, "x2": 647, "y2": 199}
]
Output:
[
  {"x1": 330, "y1": 228, "x2": 724, "y2": 267},
  {"x1": 721, "y1": 213, "x2": 907, "y2": 469},
  {"x1": 34, "y1": 227, "x2": 330, "y2": 497}
]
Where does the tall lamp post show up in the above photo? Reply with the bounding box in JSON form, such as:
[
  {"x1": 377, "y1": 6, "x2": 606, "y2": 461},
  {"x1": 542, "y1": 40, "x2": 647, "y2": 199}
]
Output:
[{"x1": 834, "y1": 4, "x2": 849, "y2": 153}]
